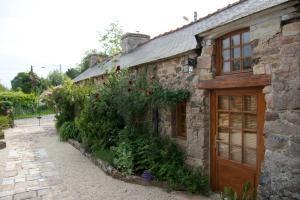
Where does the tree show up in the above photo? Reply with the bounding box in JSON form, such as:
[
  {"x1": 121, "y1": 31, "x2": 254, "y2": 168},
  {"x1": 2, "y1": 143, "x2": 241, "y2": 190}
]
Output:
[
  {"x1": 99, "y1": 21, "x2": 123, "y2": 56},
  {"x1": 11, "y1": 71, "x2": 42, "y2": 94},
  {"x1": 65, "y1": 68, "x2": 80, "y2": 79},
  {"x1": 46, "y1": 70, "x2": 69, "y2": 87},
  {"x1": 0, "y1": 83, "x2": 7, "y2": 92}
]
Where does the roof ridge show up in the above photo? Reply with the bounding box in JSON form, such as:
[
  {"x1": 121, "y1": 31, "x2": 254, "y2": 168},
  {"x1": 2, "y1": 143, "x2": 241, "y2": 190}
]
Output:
[{"x1": 142, "y1": 0, "x2": 246, "y2": 44}]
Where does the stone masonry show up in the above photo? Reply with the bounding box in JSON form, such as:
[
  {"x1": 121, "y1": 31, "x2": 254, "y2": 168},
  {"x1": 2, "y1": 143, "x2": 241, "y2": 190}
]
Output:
[{"x1": 254, "y1": 20, "x2": 300, "y2": 200}]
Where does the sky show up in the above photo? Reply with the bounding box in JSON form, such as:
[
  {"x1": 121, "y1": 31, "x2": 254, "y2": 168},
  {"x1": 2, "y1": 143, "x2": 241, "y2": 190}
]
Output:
[{"x1": 0, "y1": 0, "x2": 238, "y2": 88}]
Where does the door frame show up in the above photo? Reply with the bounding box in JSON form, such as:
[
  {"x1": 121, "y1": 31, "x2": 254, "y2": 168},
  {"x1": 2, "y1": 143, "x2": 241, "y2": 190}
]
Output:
[{"x1": 210, "y1": 87, "x2": 266, "y2": 192}]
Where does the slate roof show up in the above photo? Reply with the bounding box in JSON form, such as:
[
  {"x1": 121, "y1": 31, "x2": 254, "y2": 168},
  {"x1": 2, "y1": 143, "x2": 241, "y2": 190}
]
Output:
[{"x1": 73, "y1": 0, "x2": 289, "y2": 82}]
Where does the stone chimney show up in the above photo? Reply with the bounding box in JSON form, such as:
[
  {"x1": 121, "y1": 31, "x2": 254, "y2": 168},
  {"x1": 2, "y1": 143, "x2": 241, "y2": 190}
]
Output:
[
  {"x1": 89, "y1": 54, "x2": 109, "y2": 68},
  {"x1": 121, "y1": 33, "x2": 150, "y2": 54}
]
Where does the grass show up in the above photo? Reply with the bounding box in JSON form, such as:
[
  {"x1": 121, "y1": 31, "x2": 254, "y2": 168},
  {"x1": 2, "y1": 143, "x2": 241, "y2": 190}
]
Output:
[
  {"x1": 92, "y1": 148, "x2": 114, "y2": 165},
  {"x1": 13, "y1": 109, "x2": 54, "y2": 120}
]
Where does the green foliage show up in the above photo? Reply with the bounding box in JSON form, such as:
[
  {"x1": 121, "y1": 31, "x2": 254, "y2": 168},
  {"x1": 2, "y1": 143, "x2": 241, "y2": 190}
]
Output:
[
  {"x1": 48, "y1": 68, "x2": 209, "y2": 194},
  {"x1": 112, "y1": 141, "x2": 134, "y2": 175},
  {"x1": 92, "y1": 148, "x2": 114, "y2": 165},
  {"x1": 65, "y1": 68, "x2": 81, "y2": 79},
  {"x1": 0, "y1": 83, "x2": 7, "y2": 92},
  {"x1": 0, "y1": 116, "x2": 10, "y2": 130},
  {"x1": 46, "y1": 70, "x2": 70, "y2": 87},
  {"x1": 11, "y1": 71, "x2": 44, "y2": 94},
  {"x1": 221, "y1": 182, "x2": 257, "y2": 200},
  {"x1": 59, "y1": 121, "x2": 79, "y2": 141},
  {"x1": 99, "y1": 21, "x2": 123, "y2": 56}
]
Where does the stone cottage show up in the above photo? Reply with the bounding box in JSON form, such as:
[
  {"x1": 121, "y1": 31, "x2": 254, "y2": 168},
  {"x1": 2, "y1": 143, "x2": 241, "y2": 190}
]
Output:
[{"x1": 73, "y1": 0, "x2": 300, "y2": 199}]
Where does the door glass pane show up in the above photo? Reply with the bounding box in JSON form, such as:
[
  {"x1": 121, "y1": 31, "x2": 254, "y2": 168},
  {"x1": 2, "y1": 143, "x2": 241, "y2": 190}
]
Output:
[
  {"x1": 223, "y1": 50, "x2": 230, "y2": 60},
  {"x1": 243, "y1": 57, "x2": 252, "y2": 70},
  {"x1": 218, "y1": 143, "x2": 229, "y2": 159},
  {"x1": 244, "y1": 96, "x2": 256, "y2": 111},
  {"x1": 218, "y1": 96, "x2": 228, "y2": 110},
  {"x1": 232, "y1": 47, "x2": 240, "y2": 58},
  {"x1": 231, "y1": 146, "x2": 242, "y2": 162},
  {"x1": 242, "y1": 32, "x2": 250, "y2": 43},
  {"x1": 231, "y1": 34, "x2": 240, "y2": 46},
  {"x1": 230, "y1": 96, "x2": 242, "y2": 111},
  {"x1": 231, "y1": 129, "x2": 242, "y2": 145},
  {"x1": 223, "y1": 61, "x2": 230, "y2": 73},
  {"x1": 243, "y1": 45, "x2": 251, "y2": 57},
  {"x1": 232, "y1": 59, "x2": 240, "y2": 71},
  {"x1": 222, "y1": 38, "x2": 229, "y2": 49},
  {"x1": 244, "y1": 132, "x2": 256, "y2": 149},
  {"x1": 231, "y1": 114, "x2": 242, "y2": 129},
  {"x1": 218, "y1": 127, "x2": 229, "y2": 143},
  {"x1": 244, "y1": 148, "x2": 256, "y2": 166},
  {"x1": 245, "y1": 114, "x2": 256, "y2": 129},
  {"x1": 218, "y1": 113, "x2": 229, "y2": 127}
]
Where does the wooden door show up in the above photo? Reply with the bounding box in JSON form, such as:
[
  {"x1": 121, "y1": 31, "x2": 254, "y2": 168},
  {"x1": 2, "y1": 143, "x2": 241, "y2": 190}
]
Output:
[{"x1": 210, "y1": 88, "x2": 265, "y2": 197}]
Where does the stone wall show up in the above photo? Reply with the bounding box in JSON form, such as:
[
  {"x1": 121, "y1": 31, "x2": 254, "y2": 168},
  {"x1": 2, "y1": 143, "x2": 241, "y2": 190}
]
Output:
[
  {"x1": 254, "y1": 20, "x2": 300, "y2": 200},
  {"x1": 139, "y1": 52, "x2": 211, "y2": 170}
]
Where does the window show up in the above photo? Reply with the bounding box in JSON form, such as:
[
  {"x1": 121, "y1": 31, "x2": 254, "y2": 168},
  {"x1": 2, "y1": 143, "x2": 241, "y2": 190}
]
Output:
[
  {"x1": 217, "y1": 29, "x2": 252, "y2": 74},
  {"x1": 176, "y1": 102, "x2": 187, "y2": 139},
  {"x1": 217, "y1": 95, "x2": 257, "y2": 166}
]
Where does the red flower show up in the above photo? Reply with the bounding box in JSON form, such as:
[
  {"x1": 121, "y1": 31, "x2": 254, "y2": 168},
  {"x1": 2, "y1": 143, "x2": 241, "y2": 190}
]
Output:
[
  {"x1": 128, "y1": 80, "x2": 133, "y2": 85},
  {"x1": 116, "y1": 65, "x2": 121, "y2": 71}
]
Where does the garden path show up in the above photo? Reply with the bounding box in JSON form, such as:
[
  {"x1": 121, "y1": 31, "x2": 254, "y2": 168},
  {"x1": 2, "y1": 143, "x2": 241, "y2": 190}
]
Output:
[{"x1": 0, "y1": 115, "x2": 210, "y2": 200}]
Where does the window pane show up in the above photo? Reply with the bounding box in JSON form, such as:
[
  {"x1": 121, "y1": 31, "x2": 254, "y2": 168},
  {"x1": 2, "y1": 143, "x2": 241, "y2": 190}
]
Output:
[
  {"x1": 245, "y1": 114, "x2": 256, "y2": 129},
  {"x1": 218, "y1": 143, "x2": 229, "y2": 159},
  {"x1": 222, "y1": 50, "x2": 230, "y2": 60},
  {"x1": 218, "y1": 127, "x2": 229, "y2": 143},
  {"x1": 243, "y1": 57, "x2": 252, "y2": 70},
  {"x1": 243, "y1": 44, "x2": 251, "y2": 57},
  {"x1": 244, "y1": 148, "x2": 256, "y2": 166},
  {"x1": 244, "y1": 132, "x2": 256, "y2": 149},
  {"x1": 232, "y1": 47, "x2": 240, "y2": 58},
  {"x1": 230, "y1": 96, "x2": 242, "y2": 111},
  {"x1": 244, "y1": 96, "x2": 256, "y2": 111},
  {"x1": 231, "y1": 114, "x2": 242, "y2": 129},
  {"x1": 222, "y1": 38, "x2": 229, "y2": 49},
  {"x1": 242, "y1": 32, "x2": 250, "y2": 43},
  {"x1": 232, "y1": 59, "x2": 240, "y2": 71},
  {"x1": 231, "y1": 129, "x2": 242, "y2": 145},
  {"x1": 218, "y1": 96, "x2": 229, "y2": 110},
  {"x1": 218, "y1": 113, "x2": 229, "y2": 127},
  {"x1": 231, "y1": 34, "x2": 240, "y2": 46},
  {"x1": 231, "y1": 146, "x2": 242, "y2": 163},
  {"x1": 223, "y1": 61, "x2": 230, "y2": 73}
]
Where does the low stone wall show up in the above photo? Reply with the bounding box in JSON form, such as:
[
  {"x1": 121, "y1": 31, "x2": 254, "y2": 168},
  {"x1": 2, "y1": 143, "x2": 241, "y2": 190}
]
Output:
[{"x1": 67, "y1": 139, "x2": 169, "y2": 189}]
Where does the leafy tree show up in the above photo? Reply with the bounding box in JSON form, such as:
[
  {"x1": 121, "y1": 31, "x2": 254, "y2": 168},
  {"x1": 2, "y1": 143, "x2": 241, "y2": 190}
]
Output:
[
  {"x1": 0, "y1": 83, "x2": 7, "y2": 91},
  {"x1": 99, "y1": 21, "x2": 123, "y2": 56},
  {"x1": 46, "y1": 70, "x2": 70, "y2": 87},
  {"x1": 65, "y1": 68, "x2": 80, "y2": 79},
  {"x1": 11, "y1": 71, "x2": 42, "y2": 94}
]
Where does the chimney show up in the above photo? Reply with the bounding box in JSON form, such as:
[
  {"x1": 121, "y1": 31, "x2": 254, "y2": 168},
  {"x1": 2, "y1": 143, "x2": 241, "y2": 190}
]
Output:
[
  {"x1": 121, "y1": 33, "x2": 150, "y2": 54},
  {"x1": 89, "y1": 54, "x2": 109, "y2": 68}
]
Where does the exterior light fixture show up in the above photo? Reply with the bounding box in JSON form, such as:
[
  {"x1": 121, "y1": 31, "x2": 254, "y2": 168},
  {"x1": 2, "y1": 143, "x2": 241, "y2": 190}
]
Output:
[{"x1": 182, "y1": 57, "x2": 196, "y2": 73}]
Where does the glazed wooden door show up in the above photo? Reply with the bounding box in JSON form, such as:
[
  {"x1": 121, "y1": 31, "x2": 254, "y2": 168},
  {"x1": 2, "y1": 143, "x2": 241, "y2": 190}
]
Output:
[{"x1": 210, "y1": 88, "x2": 265, "y2": 197}]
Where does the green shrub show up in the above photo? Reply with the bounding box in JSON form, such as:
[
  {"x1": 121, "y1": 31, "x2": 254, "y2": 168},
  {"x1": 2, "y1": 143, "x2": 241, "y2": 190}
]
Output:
[
  {"x1": 92, "y1": 148, "x2": 114, "y2": 165},
  {"x1": 49, "y1": 69, "x2": 209, "y2": 194},
  {"x1": 59, "y1": 121, "x2": 79, "y2": 141},
  {"x1": 0, "y1": 116, "x2": 10, "y2": 130},
  {"x1": 221, "y1": 182, "x2": 257, "y2": 200}
]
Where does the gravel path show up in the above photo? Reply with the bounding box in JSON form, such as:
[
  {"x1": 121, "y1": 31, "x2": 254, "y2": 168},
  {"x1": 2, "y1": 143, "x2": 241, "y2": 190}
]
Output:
[{"x1": 0, "y1": 115, "x2": 210, "y2": 200}]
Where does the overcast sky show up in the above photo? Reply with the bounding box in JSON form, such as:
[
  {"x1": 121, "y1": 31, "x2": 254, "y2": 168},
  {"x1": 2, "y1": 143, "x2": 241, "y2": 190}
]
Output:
[{"x1": 0, "y1": 0, "x2": 237, "y2": 88}]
